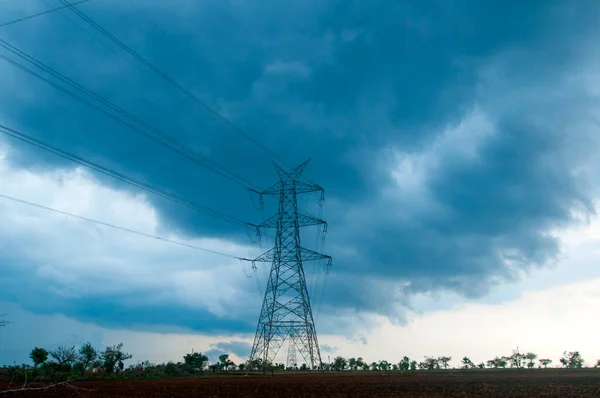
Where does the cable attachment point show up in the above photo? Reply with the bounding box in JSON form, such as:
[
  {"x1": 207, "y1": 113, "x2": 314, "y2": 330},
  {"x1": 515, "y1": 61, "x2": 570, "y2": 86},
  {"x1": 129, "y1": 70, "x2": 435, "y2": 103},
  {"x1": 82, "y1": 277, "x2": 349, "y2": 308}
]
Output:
[
  {"x1": 255, "y1": 226, "x2": 262, "y2": 244},
  {"x1": 323, "y1": 257, "x2": 332, "y2": 274},
  {"x1": 317, "y1": 189, "x2": 325, "y2": 207},
  {"x1": 240, "y1": 259, "x2": 253, "y2": 278}
]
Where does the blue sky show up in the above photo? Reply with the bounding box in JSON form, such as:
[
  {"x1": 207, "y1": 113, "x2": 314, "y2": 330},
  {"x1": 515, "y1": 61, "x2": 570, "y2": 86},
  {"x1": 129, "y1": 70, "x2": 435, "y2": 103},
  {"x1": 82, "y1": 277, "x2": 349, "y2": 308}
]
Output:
[{"x1": 2, "y1": 0, "x2": 600, "y2": 366}]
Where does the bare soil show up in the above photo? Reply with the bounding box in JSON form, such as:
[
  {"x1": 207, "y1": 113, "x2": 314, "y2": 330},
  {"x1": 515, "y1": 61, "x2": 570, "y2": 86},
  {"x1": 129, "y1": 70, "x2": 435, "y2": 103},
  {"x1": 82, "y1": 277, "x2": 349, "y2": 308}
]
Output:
[{"x1": 2, "y1": 369, "x2": 600, "y2": 397}]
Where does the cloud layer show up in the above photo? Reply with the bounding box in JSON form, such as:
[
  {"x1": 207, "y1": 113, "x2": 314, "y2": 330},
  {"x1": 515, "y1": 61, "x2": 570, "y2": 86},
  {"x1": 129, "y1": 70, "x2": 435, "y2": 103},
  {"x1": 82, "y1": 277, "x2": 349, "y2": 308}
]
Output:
[{"x1": 1, "y1": 0, "x2": 600, "y2": 336}]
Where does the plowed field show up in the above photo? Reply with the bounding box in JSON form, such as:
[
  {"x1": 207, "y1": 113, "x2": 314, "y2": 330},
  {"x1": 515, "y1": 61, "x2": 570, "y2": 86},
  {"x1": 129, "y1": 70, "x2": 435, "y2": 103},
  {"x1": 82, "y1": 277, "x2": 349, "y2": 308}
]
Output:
[{"x1": 2, "y1": 369, "x2": 600, "y2": 397}]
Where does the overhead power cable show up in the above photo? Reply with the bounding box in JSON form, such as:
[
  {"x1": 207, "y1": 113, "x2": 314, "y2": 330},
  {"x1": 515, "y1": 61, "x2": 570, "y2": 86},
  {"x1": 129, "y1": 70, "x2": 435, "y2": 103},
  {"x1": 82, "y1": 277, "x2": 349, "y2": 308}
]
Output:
[
  {"x1": 58, "y1": 0, "x2": 293, "y2": 171},
  {"x1": 0, "y1": 122, "x2": 256, "y2": 229},
  {"x1": 0, "y1": 193, "x2": 252, "y2": 261},
  {"x1": 0, "y1": 40, "x2": 261, "y2": 191},
  {"x1": 0, "y1": 0, "x2": 92, "y2": 28}
]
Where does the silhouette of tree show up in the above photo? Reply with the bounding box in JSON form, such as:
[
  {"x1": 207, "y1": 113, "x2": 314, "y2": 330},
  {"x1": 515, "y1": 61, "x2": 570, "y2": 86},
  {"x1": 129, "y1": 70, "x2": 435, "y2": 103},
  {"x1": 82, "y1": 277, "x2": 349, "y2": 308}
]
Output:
[
  {"x1": 509, "y1": 349, "x2": 525, "y2": 369},
  {"x1": 348, "y1": 357, "x2": 358, "y2": 371},
  {"x1": 77, "y1": 342, "x2": 98, "y2": 375},
  {"x1": 438, "y1": 356, "x2": 452, "y2": 369},
  {"x1": 100, "y1": 343, "x2": 132, "y2": 376},
  {"x1": 183, "y1": 351, "x2": 209, "y2": 371},
  {"x1": 560, "y1": 351, "x2": 584, "y2": 368},
  {"x1": 524, "y1": 352, "x2": 538, "y2": 369},
  {"x1": 332, "y1": 356, "x2": 347, "y2": 371},
  {"x1": 378, "y1": 360, "x2": 391, "y2": 371},
  {"x1": 461, "y1": 357, "x2": 476, "y2": 369},
  {"x1": 30, "y1": 347, "x2": 49, "y2": 367},
  {"x1": 356, "y1": 357, "x2": 365, "y2": 370},
  {"x1": 424, "y1": 357, "x2": 439, "y2": 370},
  {"x1": 399, "y1": 356, "x2": 410, "y2": 371},
  {"x1": 410, "y1": 360, "x2": 417, "y2": 371}
]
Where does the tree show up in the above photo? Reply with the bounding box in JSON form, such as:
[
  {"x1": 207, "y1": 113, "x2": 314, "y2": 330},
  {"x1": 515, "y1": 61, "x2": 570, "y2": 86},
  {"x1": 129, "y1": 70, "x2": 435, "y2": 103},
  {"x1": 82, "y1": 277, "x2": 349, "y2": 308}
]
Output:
[
  {"x1": 487, "y1": 356, "x2": 508, "y2": 369},
  {"x1": 77, "y1": 342, "x2": 98, "y2": 375},
  {"x1": 218, "y1": 354, "x2": 234, "y2": 371},
  {"x1": 378, "y1": 360, "x2": 391, "y2": 371},
  {"x1": 423, "y1": 357, "x2": 439, "y2": 370},
  {"x1": 399, "y1": 356, "x2": 410, "y2": 371},
  {"x1": 595, "y1": 359, "x2": 600, "y2": 368},
  {"x1": 247, "y1": 358, "x2": 263, "y2": 371},
  {"x1": 509, "y1": 350, "x2": 525, "y2": 369},
  {"x1": 348, "y1": 357, "x2": 357, "y2": 371},
  {"x1": 183, "y1": 352, "x2": 209, "y2": 371},
  {"x1": 477, "y1": 363, "x2": 485, "y2": 369},
  {"x1": 101, "y1": 343, "x2": 132, "y2": 376},
  {"x1": 539, "y1": 358, "x2": 552, "y2": 368},
  {"x1": 47, "y1": 345, "x2": 78, "y2": 380},
  {"x1": 356, "y1": 357, "x2": 365, "y2": 370},
  {"x1": 226, "y1": 359, "x2": 236, "y2": 370},
  {"x1": 560, "y1": 351, "x2": 584, "y2": 368},
  {"x1": 438, "y1": 356, "x2": 452, "y2": 369},
  {"x1": 49, "y1": 345, "x2": 77, "y2": 371},
  {"x1": 370, "y1": 362, "x2": 378, "y2": 371},
  {"x1": 164, "y1": 361, "x2": 177, "y2": 375},
  {"x1": 30, "y1": 347, "x2": 49, "y2": 368},
  {"x1": 332, "y1": 356, "x2": 347, "y2": 371},
  {"x1": 410, "y1": 360, "x2": 417, "y2": 371},
  {"x1": 524, "y1": 352, "x2": 537, "y2": 369},
  {"x1": 461, "y1": 357, "x2": 475, "y2": 369}
]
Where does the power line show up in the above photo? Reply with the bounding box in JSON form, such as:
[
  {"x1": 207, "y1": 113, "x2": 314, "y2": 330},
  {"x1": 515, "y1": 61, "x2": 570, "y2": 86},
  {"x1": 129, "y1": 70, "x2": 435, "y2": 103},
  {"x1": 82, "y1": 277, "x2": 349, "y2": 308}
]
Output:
[
  {"x1": 0, "y1": 122, "x2": 255, "y2": 229},
  {"x1": 0, "y1": 0, "x2": 91, "y2": 28},
  {"x1": 0, "y1": 40, "x2": 261, "y2": 191},
  {"x1": 58, "y1": 0, "x2": 293, "y2": 170},
  {"x1": 39, "y1": 0, "x2": 116, "y2": 56},
  {"x1": 0, "y1": 193, "x2": 252, "y2": 261}
]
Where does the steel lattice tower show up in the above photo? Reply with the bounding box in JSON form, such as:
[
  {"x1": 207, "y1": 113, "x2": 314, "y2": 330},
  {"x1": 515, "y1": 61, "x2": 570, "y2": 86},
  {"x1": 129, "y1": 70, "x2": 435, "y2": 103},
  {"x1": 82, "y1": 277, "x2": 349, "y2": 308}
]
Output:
[
  {"x1": 249, "y1": 159, "x2": 331, "y2": 370},
  {"x1": 286, "y1": 342, "x2": 297, "y2": 369}
]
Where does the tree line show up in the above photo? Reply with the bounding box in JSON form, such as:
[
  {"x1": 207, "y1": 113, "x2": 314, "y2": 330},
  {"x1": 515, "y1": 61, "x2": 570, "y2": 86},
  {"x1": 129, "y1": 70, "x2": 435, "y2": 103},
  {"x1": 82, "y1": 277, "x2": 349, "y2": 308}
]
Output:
[
  {"x1": 324, "y1": 349, "x2": 590, "y2": 371},
  {"x1": 2, "y1": 343, "x2": 599, "y2": 382}
]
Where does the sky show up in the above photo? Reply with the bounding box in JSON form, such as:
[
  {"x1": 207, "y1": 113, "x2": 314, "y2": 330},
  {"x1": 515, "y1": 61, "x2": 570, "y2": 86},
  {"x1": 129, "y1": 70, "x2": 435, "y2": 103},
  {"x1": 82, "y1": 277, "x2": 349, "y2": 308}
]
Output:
[{"x1": 1, "y1": 0, "x2": 600, "y2": 368}]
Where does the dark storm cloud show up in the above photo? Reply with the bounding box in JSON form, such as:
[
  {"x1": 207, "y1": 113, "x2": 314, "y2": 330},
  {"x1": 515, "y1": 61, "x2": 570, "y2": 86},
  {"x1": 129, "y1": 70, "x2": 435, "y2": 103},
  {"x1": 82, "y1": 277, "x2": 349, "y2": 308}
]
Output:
[
  {"x1": 0, "y1": 258, "x2": 255, "y2": 334},
  {"x1": 0, "y1": 0, "x2": 598, "y2": 333}
]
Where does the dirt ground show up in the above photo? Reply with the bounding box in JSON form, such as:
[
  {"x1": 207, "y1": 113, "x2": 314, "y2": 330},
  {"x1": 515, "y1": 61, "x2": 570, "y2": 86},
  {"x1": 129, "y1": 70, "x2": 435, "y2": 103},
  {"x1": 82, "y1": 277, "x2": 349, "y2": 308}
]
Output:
[{"x1": 1, "y1": 369, "x2": 600, "y2": 397}]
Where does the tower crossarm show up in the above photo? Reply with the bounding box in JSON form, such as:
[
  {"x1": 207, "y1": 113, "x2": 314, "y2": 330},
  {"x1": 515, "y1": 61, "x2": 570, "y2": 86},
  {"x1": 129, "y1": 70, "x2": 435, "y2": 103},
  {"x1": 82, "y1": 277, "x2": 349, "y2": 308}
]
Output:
[
  {"x1": 257, "y1": 212, "x2": 326, "y2": 229},
  {"x1": 252, "y1": 246, "x2": 331, "y2": 264},
  {"x1": 259, "y1": 181, "x2": 283, "y2": 196},
  {"x1": 294, "y1": 181, "x2": 323, "y2": 194},
  {"x1": 257, "y1": 181, "x2": 323, "y2": 196},
  {"x1": 299, "y1": 247, "x2": 331, "y2": 262}
]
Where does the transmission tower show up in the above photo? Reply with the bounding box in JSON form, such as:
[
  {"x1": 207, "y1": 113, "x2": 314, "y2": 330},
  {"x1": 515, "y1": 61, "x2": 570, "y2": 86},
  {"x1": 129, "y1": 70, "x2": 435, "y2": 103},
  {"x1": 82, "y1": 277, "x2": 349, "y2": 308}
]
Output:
[
  {"x1": 286, "y1": 341, "x2": 297, "y2": 370},
  {"x1": 249, "y1": 159, "x2": 332, "y2": 370}
]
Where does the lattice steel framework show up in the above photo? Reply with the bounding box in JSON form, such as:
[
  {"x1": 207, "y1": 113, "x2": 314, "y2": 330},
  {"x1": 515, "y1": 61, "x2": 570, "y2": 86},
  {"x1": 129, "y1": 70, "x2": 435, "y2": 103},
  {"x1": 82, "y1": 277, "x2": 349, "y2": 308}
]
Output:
[
  {"x1": 249, "y1": 159, "x2": 332, "y2": 370},
  {"x1": 286, "y1": 342, "x2": 297, "y2": 369}
]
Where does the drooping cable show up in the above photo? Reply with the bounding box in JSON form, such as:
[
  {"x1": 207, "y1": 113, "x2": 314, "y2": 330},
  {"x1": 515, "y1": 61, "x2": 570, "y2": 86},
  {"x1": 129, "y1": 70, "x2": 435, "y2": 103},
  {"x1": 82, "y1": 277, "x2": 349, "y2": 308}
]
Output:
[
  {"x1": 0, "y1": 122, "x2": 254, "y2": 229},
  {"x1": 58, "y1": 0, "x2": 294, "y2": 171},
  {"x1": 0, "y1": 0, "x2": 91, "y2": 28},
  {"x1": 0, "y1": 43, "x2": 260, "y2": 191},
  {"x1": 0, "y1": 193, "x2": 252, "y2": 261}
]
